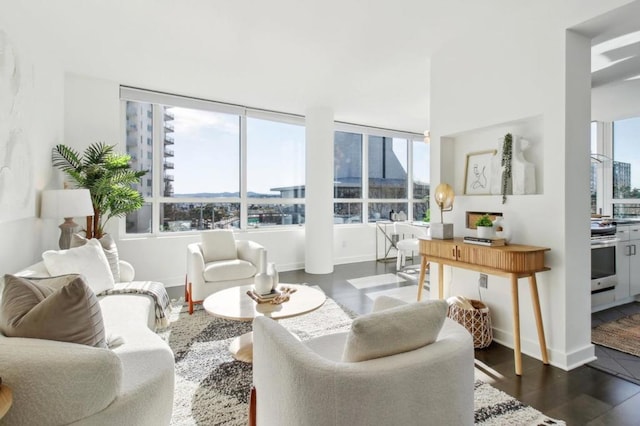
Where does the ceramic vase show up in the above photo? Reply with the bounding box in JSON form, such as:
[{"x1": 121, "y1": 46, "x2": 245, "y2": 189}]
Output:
[
  {"x1": 267, "y1": 262, "x2": 279, "y2": 290},
  {"x1": 492, "y1": 216, "x2": 511, "y2": 242},
  {"x1": 254, "y1": 249, "x2": 272, "y2": 295}
]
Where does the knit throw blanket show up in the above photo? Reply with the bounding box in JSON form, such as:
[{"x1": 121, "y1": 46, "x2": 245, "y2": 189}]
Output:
[{"x1": 101, "y1": 281, "x2": 172, "y2": 330}]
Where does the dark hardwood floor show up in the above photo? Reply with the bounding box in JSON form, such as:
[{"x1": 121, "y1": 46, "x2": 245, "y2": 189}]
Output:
[{"x1": 275, "y1": 260, "x2": 640, "y2": 426}]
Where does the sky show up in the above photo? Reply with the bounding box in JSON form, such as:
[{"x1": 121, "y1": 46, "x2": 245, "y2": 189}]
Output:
[
  {"x1": 171, "y1": 107, "x2": 305, "y2": 195},
  {"x1": 612, "y1": 117, "x2": 640, "y2": 188},
  {"x1": 169, "y1": 106, "x2": 428, "y2": 196}
]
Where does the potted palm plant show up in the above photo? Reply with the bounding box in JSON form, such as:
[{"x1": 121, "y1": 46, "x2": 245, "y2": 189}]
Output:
[{"x1": 52, "y1": 142, "x2": 147, "y2": 239}]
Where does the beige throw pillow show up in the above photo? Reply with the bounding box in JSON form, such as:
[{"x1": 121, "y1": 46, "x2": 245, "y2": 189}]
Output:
[
  {"x1": 201, "y1": 230, "x2": 237, "y2": 263},
  {"x1": 43, "y1": 238, "x2": 115, "y2": 295},
  {"x1": 70, "y1": 233, "x2": 121, "y2": 282},
  {"x1": 0, "y1": 274, "x2": 107, "y2": 348},
  {"x1": 341, "y1": 299, "x2": 448, "y2": 362}
]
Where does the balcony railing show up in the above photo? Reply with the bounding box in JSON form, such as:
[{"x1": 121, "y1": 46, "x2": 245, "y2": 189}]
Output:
[
  {"x1": 164, "y1": 135, "x2": 175, "y2": 145},
  {"x1": 164, "y1": 174, "x2": 175, "y2": 181},
  {"x1": 164, "y1": 161, "x2": 175, "y2": 170},
  {"x1": 164, "y1": 110, "x2": 175, "y2": 121},
  {"x1": 164, "y1": 148, "x2": 174, "y2": 157},
  {"x1": 164, "y1": 122, "x2": 174, "y2": 132}
]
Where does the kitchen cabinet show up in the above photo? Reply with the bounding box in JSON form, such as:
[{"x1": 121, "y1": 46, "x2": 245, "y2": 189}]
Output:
[{"x1": 615, "y1": 224, "x2": 640, "y2": 299}]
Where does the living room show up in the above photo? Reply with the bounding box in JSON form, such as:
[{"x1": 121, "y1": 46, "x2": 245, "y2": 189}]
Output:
[{"x1": 2, "y1": 1, "x2": 640, "y2": 424}]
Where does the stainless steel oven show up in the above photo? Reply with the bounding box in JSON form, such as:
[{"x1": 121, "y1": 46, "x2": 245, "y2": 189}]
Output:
[{"x1": 591, "y1": 221, "x2": 617, "y2": 293}]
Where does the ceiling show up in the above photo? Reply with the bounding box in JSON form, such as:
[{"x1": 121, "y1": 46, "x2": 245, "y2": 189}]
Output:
[{"x1": 5, "y1": 1, "x2": 640, "y2": 132}]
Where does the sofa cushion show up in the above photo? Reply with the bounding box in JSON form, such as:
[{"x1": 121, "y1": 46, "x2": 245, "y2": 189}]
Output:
[
  {"x1": 0, "y1": 274, "x2": 107, "y2": 348},
  {"x1": 201, "y1": 230, "x2": 237, "y2": 263},
  {"x1": 341, "y1": 299, "x2": 448, "y2": 362},
  {"x1": 71, "y1": 233, "x2": 121, "y2": 282},
  {"x1": 203, "y1": 259, "x2": 257, "y2": 282},
  {"x1": 43, "y1": 238, "x2": 115, "y2": 295}
]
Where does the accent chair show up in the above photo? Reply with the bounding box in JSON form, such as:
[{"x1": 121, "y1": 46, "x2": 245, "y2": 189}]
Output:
[
  {"x1": 252, "y1": 296, "x2": 475, "y2": 426},
  {"x1": 185, "y1": 229, "x2": 265, "y2": 314}
]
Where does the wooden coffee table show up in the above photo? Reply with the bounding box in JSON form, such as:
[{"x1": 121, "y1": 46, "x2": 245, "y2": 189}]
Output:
[{"x1": 203, "y1": 283, "x2": 326, "y2": 362}]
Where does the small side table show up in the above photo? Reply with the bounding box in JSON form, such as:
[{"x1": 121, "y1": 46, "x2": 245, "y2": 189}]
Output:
[{"x1": 0, "y1": 384, "x2": 13, "y2": 419}]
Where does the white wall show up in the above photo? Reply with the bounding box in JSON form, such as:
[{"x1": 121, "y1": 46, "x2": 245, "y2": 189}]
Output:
[
  {"x1": 0, "y1": 18, "x2": 64, "y2": 276},
  {"x1": 428, "y1": 2, "x2": 629, "y2": 370},
  {"x1": 63, "y1": 73, "x2": 378, "y2": 287}
]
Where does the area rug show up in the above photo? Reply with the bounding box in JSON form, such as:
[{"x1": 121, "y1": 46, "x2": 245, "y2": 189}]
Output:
[
  {"x1": 162, "y1": 294, "x2": 564, "y2": 426},
  {"x1": 591, "y1": 313, "x2": 640, "y2": 357}
]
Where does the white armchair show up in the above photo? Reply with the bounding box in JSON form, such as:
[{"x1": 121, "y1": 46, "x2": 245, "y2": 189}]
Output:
[
  {"x1": 252, "y1": 296, "x2": 475, "y2": 426},
  {"x1": 185, "y1": 230, "x2": 265, "y2": 314}
]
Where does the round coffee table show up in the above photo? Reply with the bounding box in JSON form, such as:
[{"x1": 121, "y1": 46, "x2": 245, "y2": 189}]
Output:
[{"x1": 203, "y1": 283, "x2": 326, "y2": 362}]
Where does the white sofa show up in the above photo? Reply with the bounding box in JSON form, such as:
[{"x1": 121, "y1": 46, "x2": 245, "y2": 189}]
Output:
[{"x1": 0, "y1": 260, "x2": 175, "y2": 426}]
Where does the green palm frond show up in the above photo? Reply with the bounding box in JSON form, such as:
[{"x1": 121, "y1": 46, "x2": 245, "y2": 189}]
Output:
[{"x1": 51, "y1": 142, "x2": 148, "y2": 238}]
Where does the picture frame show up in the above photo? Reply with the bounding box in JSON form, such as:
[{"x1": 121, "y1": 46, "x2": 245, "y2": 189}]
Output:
[{"x1": 464, "y1": 149, "x2": 497, "y2": 195}]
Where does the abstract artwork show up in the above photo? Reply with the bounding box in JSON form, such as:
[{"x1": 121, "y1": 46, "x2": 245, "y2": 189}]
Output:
[
  {"x1": 0, "y1": 29, "x2": 34, "y2": 222},
  {"x1": 464, "y1": 149, "x2": 496, "y2": 195}
]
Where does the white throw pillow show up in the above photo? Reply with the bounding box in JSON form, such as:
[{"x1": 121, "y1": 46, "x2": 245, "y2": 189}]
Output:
[
  {"x1": 201, "y1": 230, "x2": 237, "y2": 263},
  {"x1": 42, "y1": 239, "x2": 115, "y2": 295},
  {"x1": 341, "y1": 299, "x2": 448, "y2": 362},
  {"x1": 70, "y1": 233, "x2": 121, "y2": 282}
]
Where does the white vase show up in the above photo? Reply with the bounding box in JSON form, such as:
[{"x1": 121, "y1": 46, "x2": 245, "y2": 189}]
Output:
[
  {"x1": 254, "y1": 249, "x2": 272, "y2": 295},
  {"x1": 267, "y1": 262, "x2": 279, "y2": 290},
  {"x1": 477, "y1": 225, "x2": 495, "y2": 239},
  {"x1": 492, "y1": 216, "x2": 511, "y2": 242}
]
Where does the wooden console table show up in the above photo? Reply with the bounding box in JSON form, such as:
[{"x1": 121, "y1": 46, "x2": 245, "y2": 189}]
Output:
[{"x1": 417, "y1": 237, "x2": 550, "y2": 376}]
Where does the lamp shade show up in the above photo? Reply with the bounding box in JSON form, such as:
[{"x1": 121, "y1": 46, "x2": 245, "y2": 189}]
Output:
[
  {"x1": 41, "y1": 189, "x2": 94, "y2": 219},
  {"x1": 434, "y1": 183, "x2": 455, "y2": 210}
]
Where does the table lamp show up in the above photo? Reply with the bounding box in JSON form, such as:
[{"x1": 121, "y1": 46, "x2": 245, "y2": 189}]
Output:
[
  {"x1": 430, "y1": 183, "x2": 455, "y2": 239},
  {"x1": 41, "y1": 189, "x2": 94, "y2": 249}
]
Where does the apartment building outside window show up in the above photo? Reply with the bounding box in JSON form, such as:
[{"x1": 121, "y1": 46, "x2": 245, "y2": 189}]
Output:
[
  {"x1": 612, "y1": 116, "x2": 640, "y2": 217},
  {"x1": 121, "y1": 88, "x2": 427, "y2": 235}
]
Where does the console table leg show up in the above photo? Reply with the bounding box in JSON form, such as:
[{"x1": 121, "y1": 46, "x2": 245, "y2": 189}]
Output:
[
  {"x1": 510, "y1": 274, "x2": 522, "y2": 376},
  {"x1": 529, "y1": 274, "x2": 549, "y2": 365},
  {"x1": 417, "y1": 256, "x2": 428, "y2": 301}
]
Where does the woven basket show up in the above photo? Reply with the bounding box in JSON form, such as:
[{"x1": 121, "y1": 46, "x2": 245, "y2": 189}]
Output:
[{"x1": 447, "y1": 299, "x2": 493, "y2": 349}]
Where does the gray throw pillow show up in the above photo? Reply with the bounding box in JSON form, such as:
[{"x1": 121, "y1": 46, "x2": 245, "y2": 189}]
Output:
[
  {"x1": 342, "y1": 299, "x2": 448, "y2": 362},
  {"x1": 70, "y1": 233, "x2": 121, "y2": 282},
  {"x1": 0, "y1": 274, "x2": 107, "y2": 348}
]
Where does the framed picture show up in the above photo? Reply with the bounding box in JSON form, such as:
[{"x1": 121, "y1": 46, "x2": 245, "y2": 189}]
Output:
[{"x1": 464, "y1": 149, "x2": 497, "y2": 195}]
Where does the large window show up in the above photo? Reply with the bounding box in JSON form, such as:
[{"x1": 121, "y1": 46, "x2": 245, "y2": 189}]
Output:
[
  {"x1": 612, "y1": 116, "x2": 640, "y2": 217},
  {"x1": 333, "y1": 128, "x2": 428, "y2": 225},
  {"x1": 122, "y1": 88, "x2": 426, "y2": 234},
  {"x1": 122, "y1": 89, "x2": 305, "y2": 234}
]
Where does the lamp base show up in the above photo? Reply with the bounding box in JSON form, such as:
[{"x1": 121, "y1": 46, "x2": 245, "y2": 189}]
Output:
[
  {"x1": 59, "y1": 218, "x2": 80, "y2": 249},
  {"x1": 430, "y1": 223, "x2": 454, "y2": 240}
]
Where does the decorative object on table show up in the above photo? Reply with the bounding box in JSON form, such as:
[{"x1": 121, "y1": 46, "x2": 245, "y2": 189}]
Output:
[
  {"x1": 267, "y1": 262, "x2": 279, "y2": 290},
  {"x1": 246, "y1": 286, "x2": 297, "y2": 305},
  {"x1": 465, "y1": 211, "x2": 503, "y2": 229},
  {"x1": 474, "y1": 214, "x2": 495, "y2": 238},
  {"x1": 430, "y1": 183, "x2": 455, "y2": 239},
  {"x1": 253, "y1": 248, "x2": 272, "y2": 295},
  {"x1": 462, "y1": 236, "x2": 506, "y2": 247},
  {"x1": 396, "y1": 211, "x2": 407, "y2": 221},
  {"x1": 511, "y1": 137, "x2": 536, "y2": 195},
  {"x1": 446, "y1": 296, "x2": 493, "y2": 349},
  {"x1": 463, "y1": 149, "x2": 497, "y2": 195},
  {"x1": 491, "y1": 215, "x2": 511, "y2": 242},
  {"x1": 52, "y1": 142, "x2": 147, "y2": 239},
  {"x1": 40, "y1": 188, "x2": 95, "y2": 249}
]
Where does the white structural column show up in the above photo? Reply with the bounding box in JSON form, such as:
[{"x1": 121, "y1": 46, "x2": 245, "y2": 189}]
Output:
[{"x1": 305, "y1": 107, "x2": 334, "y2": 274}]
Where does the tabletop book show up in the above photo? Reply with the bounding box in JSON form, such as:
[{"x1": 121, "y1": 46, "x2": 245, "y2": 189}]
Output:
[{"x1": 462, "y1": 236, "x2": 506, "y2": 246}]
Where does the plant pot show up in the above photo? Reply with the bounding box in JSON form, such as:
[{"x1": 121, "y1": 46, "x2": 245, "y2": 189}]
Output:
[{"x1": 477, "y1": 225, "x2": 495, "y2": 239}]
